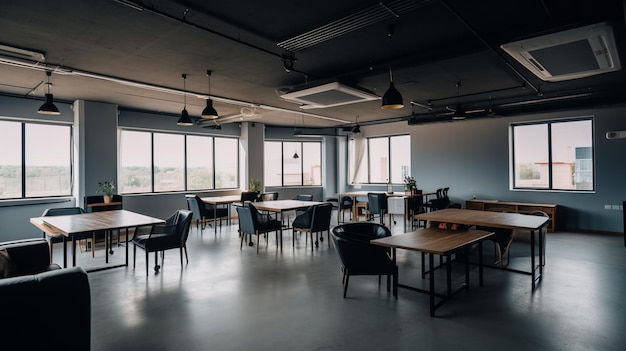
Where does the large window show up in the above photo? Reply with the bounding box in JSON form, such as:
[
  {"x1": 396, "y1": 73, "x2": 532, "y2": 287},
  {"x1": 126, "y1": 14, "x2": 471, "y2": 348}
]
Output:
[
  {"x1": 0, "y1": 120, "x2": 72, "y2": 199},
  {"x1": 120, "y1": 130, "x2": 238, "y2": 193},
  {"x1": 264, "y1": 141, "x2": 322, "y2": 187},
  {"x1": 348, "y1": 134, "x2": 410, "y2": 184},
  {"x1": 511, "y1": 118, "x2": 594, "y2": 191}
]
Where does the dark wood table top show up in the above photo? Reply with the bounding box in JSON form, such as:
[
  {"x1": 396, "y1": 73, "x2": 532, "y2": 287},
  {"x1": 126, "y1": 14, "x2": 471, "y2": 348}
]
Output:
[
  {"x1": 371, "y1": 227, "x2": 494, "y2": 255},
  {"x1": 415, "y1": 208, "x2": 549, "y2": 230}
]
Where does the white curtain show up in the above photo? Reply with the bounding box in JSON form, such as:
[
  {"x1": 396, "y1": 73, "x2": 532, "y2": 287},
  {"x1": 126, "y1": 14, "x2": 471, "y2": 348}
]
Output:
[{"x1": 350, "y1": 133, "x2": 366, "y2": 185}]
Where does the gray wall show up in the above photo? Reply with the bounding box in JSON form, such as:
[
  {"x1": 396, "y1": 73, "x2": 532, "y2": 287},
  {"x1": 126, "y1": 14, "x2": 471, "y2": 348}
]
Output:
[{"x1": 355, "y1": 106, "x2": 626, "y2": 233}]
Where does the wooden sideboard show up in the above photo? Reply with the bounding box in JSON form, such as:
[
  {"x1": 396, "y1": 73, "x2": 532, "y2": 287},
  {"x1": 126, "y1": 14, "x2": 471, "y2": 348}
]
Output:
[{"x1": 465, "y1": 199, "x2": 557, "y2": 232}]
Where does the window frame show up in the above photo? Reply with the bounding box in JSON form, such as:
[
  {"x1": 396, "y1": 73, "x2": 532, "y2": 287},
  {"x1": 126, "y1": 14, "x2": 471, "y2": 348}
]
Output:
[
  {"x1": 120, "y1": 129, "x2": 239, "y2": 194},
  {"x1": 349, "y1": 134, "x2": 410, "y2": 185},
  {"x1": 0, "y1": 119, "x2": 73, "y2": 200},
  {"x1": 510, "y1": 116, "x2": 595, "y2": 192},
  {"x1": 263, "y1": 140, "x2": 322, "y2": 187}
]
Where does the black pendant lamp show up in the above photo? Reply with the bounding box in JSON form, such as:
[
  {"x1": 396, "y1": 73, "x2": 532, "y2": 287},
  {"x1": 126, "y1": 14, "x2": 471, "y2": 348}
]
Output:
[
  {"x1": 37, "y1": 71, "x2": 61, "y2": 115},
  {"x1": 201, "y1": 70, "x2": 219, "y2": 119},
  {"x1": 177, "y1": 74, "x2": 193, "y2": 126},
  {"x1": 381, "y1": 66, "x2": 404, "y2": 109},
  {"x1": 452, "y1": 82, "x2": 466, "y2": 120},
  {"x1": 292, "y1": 150, "x2": 299, "y2": 159},
  {"x1": 381, "y1": 25, "x2": 403, "y2": 110}
]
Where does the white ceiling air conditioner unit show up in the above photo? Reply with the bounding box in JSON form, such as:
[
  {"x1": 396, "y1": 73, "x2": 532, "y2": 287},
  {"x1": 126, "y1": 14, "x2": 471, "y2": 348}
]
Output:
[
  {"x1": 501, "y1": 22, "x2": 621, "y2": 82},
  {"x1": 279, "y1": 82, "x2": 380, "y2": 109}
]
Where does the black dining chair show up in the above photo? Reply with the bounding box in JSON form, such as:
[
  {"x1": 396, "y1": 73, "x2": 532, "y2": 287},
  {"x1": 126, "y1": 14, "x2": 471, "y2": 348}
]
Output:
[
  {"x1": 331, "y1": 222, "x2": 398, "y2": 298},
  {"x1": 185, "y1": 194, "x2": 229, "y2": 231},
  {"x1": 367, "y1": 193, "x2": 388, "y2": 225},
  {"x1": 240, "y1": 191, "x2": 259, "y2": 203},
  {"x1": 236, "y1": 203, "x2": 283, "y2": 254},
  {"x1": 132, "y1": 209, "x2": 192, "y2": 276},
  {"x1": 292, "y1": 203, "x2": 333, "y2": 250}
]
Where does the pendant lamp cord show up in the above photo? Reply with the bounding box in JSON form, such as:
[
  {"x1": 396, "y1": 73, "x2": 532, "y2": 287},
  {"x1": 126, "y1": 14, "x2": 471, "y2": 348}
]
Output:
[{"x1": 182, "y1": 74, "x2": 187, "y2": 108}]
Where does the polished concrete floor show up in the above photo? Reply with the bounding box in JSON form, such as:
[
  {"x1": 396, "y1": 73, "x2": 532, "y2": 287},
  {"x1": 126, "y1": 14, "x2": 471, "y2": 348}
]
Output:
[{"x1": 61, "y1": 215, "x2": 626, "y2": 351}]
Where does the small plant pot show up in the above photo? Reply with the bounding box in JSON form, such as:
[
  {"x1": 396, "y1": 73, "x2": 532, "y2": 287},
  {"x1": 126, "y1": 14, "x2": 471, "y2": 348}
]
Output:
[{"x1": 103, "y1": 195, "x2": 113, "y2": 204}]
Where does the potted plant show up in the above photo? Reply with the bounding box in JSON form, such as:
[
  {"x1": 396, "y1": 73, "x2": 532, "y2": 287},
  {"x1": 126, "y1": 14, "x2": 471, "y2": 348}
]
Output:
[
  {"x1": 403, "y1": 176, "x2": 417, "y2": 195},
  {"x1": 249, "y1": 178, "x2": 262, "y2": 193},
  {"x1": 97, "y1": 180, "x2": 116, "y2": 203}
]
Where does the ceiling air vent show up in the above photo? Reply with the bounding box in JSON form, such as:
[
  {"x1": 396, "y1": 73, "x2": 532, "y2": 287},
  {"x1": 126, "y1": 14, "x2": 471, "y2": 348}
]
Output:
[
  {"x1": 501, "y1": 22, "x2": 621, "y2": 82},
  {"x1": 279, "y1": 82, "x2": 379, "y2": 109}
]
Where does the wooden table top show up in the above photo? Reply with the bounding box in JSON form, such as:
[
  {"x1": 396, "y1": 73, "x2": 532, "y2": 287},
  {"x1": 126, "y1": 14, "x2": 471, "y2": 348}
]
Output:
[
  {"x1": 371, "y1": 228, "x2": 494, "y2": 255},
  {"x1": 415, "y1": 208, "x2": 549, "y2": 230},
  {"x1": 201, "y1": 195, "x2": 242, "y2": 204},
  {"x1": 335, "y1": 191, "x2": 436, "y2": 198},
  {"x1": 33, "y1": 210, "x2": 164, "y2": 236},
  {"x1": 252, "y1": 200, "x2": 326, "y2": 212}
]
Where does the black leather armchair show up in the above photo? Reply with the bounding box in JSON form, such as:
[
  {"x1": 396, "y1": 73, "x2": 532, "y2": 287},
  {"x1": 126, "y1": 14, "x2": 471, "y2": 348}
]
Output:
[
  {"x1": 1, "y1": 239, "x2": 91, "y2": 350},
  {"x1": 236, "y1": 203, "x2": 282, "y2": 253},
  {"x1": 331, "y1": 223, "x2": 398, "y2": 298},
  {"x1": 132, "y1": 209, "x2": 192, "y2": 275},
  {"x1": 292, "y1": 203, "x2": 333, "y2": 250}
]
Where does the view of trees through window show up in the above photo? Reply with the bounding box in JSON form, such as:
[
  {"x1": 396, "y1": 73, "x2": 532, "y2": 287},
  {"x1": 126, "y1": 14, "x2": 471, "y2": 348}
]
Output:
[
  {"x1": 348, "y1": 134, "x2": 410, "y2": 184},
  {"x1": 264, "y1": 141, "x2": 322, "y2": 187},
  {"x1": 512, "y1": 118, "x2": 593, "y2": 191},
  {"x1": 0, "y1": 120, "x2": 72, "y2": 199},
  {"x1": 120, "y1": 130, "x2": 238, "y2": 193}
]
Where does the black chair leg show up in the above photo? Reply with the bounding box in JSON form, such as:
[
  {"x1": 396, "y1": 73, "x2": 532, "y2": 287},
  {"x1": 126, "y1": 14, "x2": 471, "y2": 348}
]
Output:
[{"x1": 343, "y1": 275, "x2": 350, "y2": 298}]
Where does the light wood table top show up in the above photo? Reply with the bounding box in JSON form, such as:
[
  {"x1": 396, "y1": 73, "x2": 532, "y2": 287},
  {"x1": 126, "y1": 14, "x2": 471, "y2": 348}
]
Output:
[
  {"x1": 371, "y1": 227, "x2": 494, "y2": 255},
  {"x1": 37, "y1": 209, "x2": 164, "y2": 236},
  {"x1": 252, "y1": 200, "x2": 326, "y2": 212},
  {"x1": 31, "y1": 209, "x2": 164, "y2": 270},
  {"x1": 415, "y1": 208, "x2": 549, "y2": 230},
  {"x1": 201, "y1": 195, "x2": 242, "y2": 204}
]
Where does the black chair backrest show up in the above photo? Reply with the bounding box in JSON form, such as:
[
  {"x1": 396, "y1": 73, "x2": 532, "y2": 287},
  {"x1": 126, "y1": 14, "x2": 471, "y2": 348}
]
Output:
[
  {"x1": 367, "y1": 193, "x2": 388, "y2": 213},
  {"x1": 175, "y1": 210, "x2": 193, "y2": 244},
  {"x1": 408, "y1": 193, "x2": 424, "y2": 214},
  {"x1": 241, "y1": 191, "x2": 258, "y2": 202},
  {"x1": 442, "y1": 187, "x2": 450, "y2": 199},
  {"x1": 259, "y1": 192, "x2": 278, "y2": 201},
  {"x1": 340, "y1": 196, "x2": 353, "y2": 209},
  {"x1": 310, "y1": 203, "x2": 333, "y2": 232},
  {"x1": 294, "y1": 194, "x2": 313, "y2": 201},
  {"x1": 236, "y1": 204, "x2": 257, "y2": 234},
  {"x1": 331, "y1": 223, "x2": 392, "y2": 268},
  {"x1": 42, "y1": 207, "x2": 84, "y2": 217},
  {"x1": 185, "y1": 194, "x2": 203, "y2": 221}
]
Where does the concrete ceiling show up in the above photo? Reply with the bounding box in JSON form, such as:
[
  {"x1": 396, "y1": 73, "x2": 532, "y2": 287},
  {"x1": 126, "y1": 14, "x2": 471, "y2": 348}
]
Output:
[{"x1": 1, "y1": 0, "x2": 625, "y2": 129}]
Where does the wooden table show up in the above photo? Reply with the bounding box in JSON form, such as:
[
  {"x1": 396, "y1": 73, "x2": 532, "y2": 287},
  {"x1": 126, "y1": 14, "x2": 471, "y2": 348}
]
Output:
[
  {"x1": 201, "y1": 195, "x2": 241, "y2": 232},
  {"x1": 415, "y1": 208, "x2": 549, "y2": 289},
  {"x1": 251, "y1": 200, "x2": 326, "y2": 249},
  {"x1": 371, "y1": 228, "x2": 494, "y2": 316},
  {"x1": 334, "y1": 191, "x2": 435, "y2": 230},
  {"x1": 31, "y1": 210, "x2": 164, "y2": 271}
]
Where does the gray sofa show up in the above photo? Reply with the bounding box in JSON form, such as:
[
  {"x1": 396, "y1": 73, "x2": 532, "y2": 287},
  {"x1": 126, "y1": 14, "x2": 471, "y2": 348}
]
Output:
[{"x1": 0, "y1": 238, "x2": 91, "y2": 350}]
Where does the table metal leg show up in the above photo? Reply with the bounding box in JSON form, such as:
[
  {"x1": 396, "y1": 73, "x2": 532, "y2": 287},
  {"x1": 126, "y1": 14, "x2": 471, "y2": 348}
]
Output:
[
  {"x1": 63, "y1": 237, "x2": 68, "y2": 268},
  {"x1": 125, "y1": 228, "x2": 129, "y2": 266},
  {"x1": 478, "y1": 240, "x2": 484, "y2": 286},
  {"x1": 429, "y1": 253, "x2": 435, "y2": 317},
  {"x1": 72, "y1": 238, "x2": 77, "y2": 267}
]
